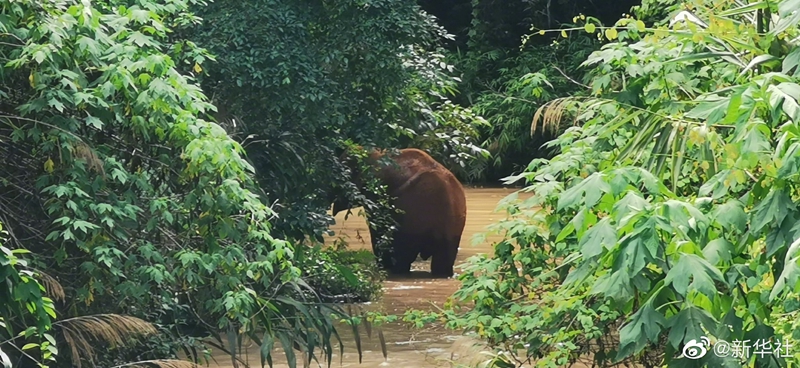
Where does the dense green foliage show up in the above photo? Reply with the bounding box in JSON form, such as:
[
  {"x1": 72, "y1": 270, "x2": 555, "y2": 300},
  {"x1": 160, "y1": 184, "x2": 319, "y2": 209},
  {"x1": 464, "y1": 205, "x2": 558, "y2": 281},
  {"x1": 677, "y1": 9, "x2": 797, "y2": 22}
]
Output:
[
  {"x1": 0, "y1": 0, "x2": 494, "y2": 366},
  {"x1": 0, "y1": 0, "x2": 381, "y2": 366},
  {"x1": 415, "y1": 0, "x2": 800, "y2": 367},
  {"x1": 184, "y1": 0, "x2": 489, "y2": 239},
  {"x1": 425, "y1": 0, "x2": 641, "y2": 182},
  {"x1": 0, "y1": 220, "x2": 57, "y2": 367},
  {"x1": 24, "y1": 0, "x2": 800, "y2": 367}
]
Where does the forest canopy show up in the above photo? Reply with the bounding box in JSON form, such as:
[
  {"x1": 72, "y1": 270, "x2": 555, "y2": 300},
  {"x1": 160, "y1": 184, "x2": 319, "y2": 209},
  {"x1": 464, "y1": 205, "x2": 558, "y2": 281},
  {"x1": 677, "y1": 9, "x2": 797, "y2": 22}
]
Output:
[{"x1": 8, "y1": 0, "x2": 800, "y2": 367}]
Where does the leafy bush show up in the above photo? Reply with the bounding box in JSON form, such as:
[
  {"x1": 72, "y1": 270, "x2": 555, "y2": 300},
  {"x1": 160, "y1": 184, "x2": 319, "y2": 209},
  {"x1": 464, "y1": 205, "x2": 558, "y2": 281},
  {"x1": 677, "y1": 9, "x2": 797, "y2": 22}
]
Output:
[
  {"x1": 297, "y1": 241, "x2": 386, "y2": 304},
  {"x1": 0, "y1": 0, "x2": 363, "y2": 366},
  {"x1": 410, "y1": 0, "x2": 800, "y2": 367}
]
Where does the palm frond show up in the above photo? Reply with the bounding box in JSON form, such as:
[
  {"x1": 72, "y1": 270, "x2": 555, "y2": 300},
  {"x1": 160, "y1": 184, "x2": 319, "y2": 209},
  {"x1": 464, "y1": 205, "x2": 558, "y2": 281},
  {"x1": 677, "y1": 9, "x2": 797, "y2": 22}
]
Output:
[{"x1": 55, "y1": 314, "x2": 158, "y2": 368}]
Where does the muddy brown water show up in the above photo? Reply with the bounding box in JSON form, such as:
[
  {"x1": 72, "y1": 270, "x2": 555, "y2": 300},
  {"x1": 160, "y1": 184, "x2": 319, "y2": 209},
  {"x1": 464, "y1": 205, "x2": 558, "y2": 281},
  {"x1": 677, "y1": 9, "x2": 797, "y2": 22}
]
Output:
[{"x1": 206, "y1": 187, "x2": 530, "y2": 368}]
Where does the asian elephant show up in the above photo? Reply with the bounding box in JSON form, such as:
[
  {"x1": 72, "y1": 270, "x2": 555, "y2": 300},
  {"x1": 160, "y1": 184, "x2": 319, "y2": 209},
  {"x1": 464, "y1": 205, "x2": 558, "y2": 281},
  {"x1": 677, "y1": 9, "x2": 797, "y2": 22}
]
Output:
[{"x1": 331, "y1": 148, "x2": 466, "y2": 278}]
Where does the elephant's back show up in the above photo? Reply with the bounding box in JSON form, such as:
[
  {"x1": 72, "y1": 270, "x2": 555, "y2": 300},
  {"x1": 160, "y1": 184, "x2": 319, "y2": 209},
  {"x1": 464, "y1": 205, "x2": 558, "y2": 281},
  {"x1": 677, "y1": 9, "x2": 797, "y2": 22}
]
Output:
[
  {"x1": 395, "y1": 148, "x2": 445, "y2": 172},
  {"x1": 385, "y1": 149, "x2": 467, "y2": 236}
]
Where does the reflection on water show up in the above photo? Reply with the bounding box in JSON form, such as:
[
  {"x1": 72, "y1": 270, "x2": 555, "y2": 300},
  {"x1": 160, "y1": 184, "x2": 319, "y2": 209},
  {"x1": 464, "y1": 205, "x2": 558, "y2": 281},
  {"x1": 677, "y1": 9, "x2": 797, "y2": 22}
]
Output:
[{"x1": 206, "y1": 187, "x2": 526, "y2": 368}]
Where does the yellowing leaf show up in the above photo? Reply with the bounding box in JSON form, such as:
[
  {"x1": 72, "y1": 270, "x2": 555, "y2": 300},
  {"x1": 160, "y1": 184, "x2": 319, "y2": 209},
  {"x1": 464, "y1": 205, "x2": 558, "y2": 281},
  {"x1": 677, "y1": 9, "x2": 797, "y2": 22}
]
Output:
[
  {"x1": 688, "y1": 128, "x2": 705, "y2": 145},
  {"x1": 765, "y1": 163, "x2": 777, "y2": 176},
  {"x1": 580, "y1": 14, "x2": 586, "y2": 20},
  {"x1": 605, "y1": 27, "x2": 618, "y2": 40},
  {"x1": 44, "y1": 158, "x2": 54, "y2": 173},
  {"x1": 29, "y1": 71, "x2": 35, "y2": 88},
  {"x1": 636, "y1": 20, "x2": 646, "y2": 31},
  {"x1": 538, "y1": 30, "x2": 545, "y2": 36},
  {"x1": 193, "y1": 62, "x2": 202, "y2": 73},
  {"x1": 573, "y1": 16, "x2": 578, "y2": 23},
  {"x1": 561, "y1": 30, "x2": 568, "y2": 38},
  {"x1": 692, "y1": 33, "x2": 703, "y2": 43},
  {"x1": 733, "y1": 170, "x2": 746, "y2": 184},
  {"x1": 585, "y1": 23, "x2": 596, "y2": 33},
  {"x1": 700, "y1": 161, "x2": 710, "y2": 170}
]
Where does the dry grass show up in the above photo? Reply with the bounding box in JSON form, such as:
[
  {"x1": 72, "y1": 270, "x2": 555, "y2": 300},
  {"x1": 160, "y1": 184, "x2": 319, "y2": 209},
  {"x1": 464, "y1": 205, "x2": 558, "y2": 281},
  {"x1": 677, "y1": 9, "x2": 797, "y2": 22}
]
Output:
[
  {"x1": 114, "y1": 360, "x2": 201, "y2": 368},
  {"x1": 35, "y1": 269, "x2": 65, "y2": 302},
  {"x1": 531, "y1": 97, "x2": 579, "y2": 136},
  {"x1": 70, "y1": 141, "x2": 105, "y2": 177},
  {"x1": 56, "y1": 314, "x2": 158, "y2": 368}
]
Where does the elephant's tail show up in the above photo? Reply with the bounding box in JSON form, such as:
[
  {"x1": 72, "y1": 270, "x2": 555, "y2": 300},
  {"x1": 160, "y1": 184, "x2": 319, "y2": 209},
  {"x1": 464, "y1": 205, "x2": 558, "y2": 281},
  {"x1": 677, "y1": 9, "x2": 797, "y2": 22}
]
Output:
[{"x1": 394, "y1": 169, "x2": 426, "y2": 194}]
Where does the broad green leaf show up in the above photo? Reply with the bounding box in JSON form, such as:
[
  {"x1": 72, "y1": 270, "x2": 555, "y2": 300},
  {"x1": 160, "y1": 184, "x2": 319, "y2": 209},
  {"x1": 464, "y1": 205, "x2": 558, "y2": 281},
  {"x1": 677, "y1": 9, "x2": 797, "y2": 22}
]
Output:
[
  {"x1": 590, "y1": 269, "x2": 633, "y2": 301},
  {"x1": 779, "y1": 0, "x2": 800, "y2": 18},
  {"x1": 579, "y1": 217, "x2": 617, "y2": 258},
  {"x1": 72, "y1": 220, "x2": 99, "y2": 233},
  {"x1": 769, "y1": 83, "x2": 800, "y2": 123},
  {"x1": 556, "y1": 172, "x2": 610, "y2": 210},
  {"x1": 766, "y1": 214, "x2": 800, "y2": 257},
  {"x1": 771, "y1": 10, "x2": 800, "y2": 37},
  {"x1": 636, "y1": 168, "x2": 662, "y2": 194},
  {"x1": 702, "y1": 238, "x2": 734, "y2": 265},
  {"x1": 716, "y1": 307, "x2": 744, "y2": 341},
  {"x1": 335, "y1": 265, "x2": 359, "y2": 286},
  {"x1": 556, "y1": 221, "x2": 575, "y2": 242},
  {"x1": 776, "y1": 142, "x2": 800, "y2": 179},
  {"x1": 611, "y1": 191, "x2": 649, "y2": 222},
  {"x1": 739, "y1": 54, "x2": 779, "y2": 77},
  {"x1": 663, "y1": 200, "x2": 709, "y2": 230},
  {"x1": 686, "y1": 96, "x2": 728, "y2": 125},
  {"x1": 85, "y1": 116, "x2": 103, "y2": 129},
  {"x1": 783, "y1": 46, "x2": 800, "y2": 76},
  {"x1": 666, "y1": 51, "x2": 740, "y2": 65},
  {"x1": 698, "y1": 169, "x2": 731, "y2": 199},
  {"x1": 607, "y1": 168, "x2": 631, "y2": 197},
  {"x1": 717, "y1": 1, "x2": 768, "y2": 17},
  {"x1": 740, "y1": 122, "x2": 772, "y2": 156},
  {"x1": 616, "y1": 302, "x2": 666, "y2": 360},
  {"x1": 712, "y1": 200, "x2": 746, "y2": 230},
  {"x1": 770, "y1": 235, "x2": 800, "y2": 301},
  {"x1": 666, "y1": 305, "x2": 718, "y2": 349},
  {"x1": 618, "y1": 233, "x2": 653, "y2": 275},
  {"x1": 665, "y1": 253, "x2": 724, "y2": 298},
  {"x1": 751, "y1": 189, "x2": 794, "y2": 233}
]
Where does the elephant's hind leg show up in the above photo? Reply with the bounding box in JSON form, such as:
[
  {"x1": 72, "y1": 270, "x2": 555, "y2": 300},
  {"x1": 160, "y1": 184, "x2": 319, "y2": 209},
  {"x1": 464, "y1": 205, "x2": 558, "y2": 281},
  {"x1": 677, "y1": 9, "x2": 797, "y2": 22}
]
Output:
[
  {"x1": 430, "y1": 237, "x2": 459, "y2": 278},
  {"x1": 388, "y1": 232, "x2": 419, "y2": 275}
]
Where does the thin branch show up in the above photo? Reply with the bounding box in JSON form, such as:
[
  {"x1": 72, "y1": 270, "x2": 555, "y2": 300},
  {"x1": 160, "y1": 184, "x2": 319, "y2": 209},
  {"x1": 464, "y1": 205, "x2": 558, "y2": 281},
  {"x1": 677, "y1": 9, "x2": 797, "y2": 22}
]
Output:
[{"x1": 551, "y1": 65, "x2": 590, "y2": 90}]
